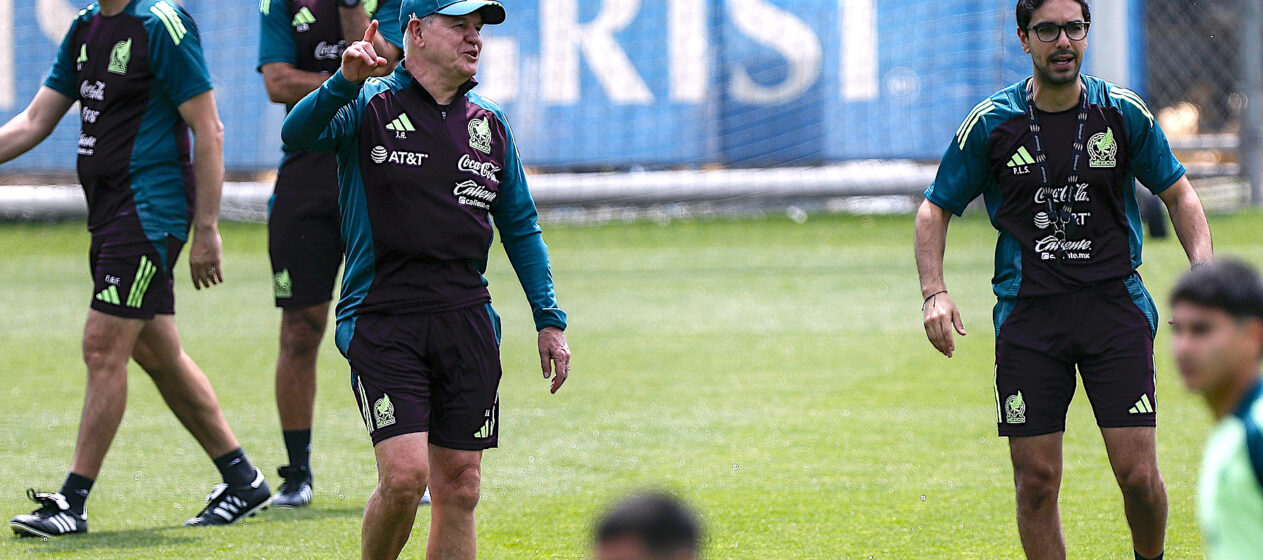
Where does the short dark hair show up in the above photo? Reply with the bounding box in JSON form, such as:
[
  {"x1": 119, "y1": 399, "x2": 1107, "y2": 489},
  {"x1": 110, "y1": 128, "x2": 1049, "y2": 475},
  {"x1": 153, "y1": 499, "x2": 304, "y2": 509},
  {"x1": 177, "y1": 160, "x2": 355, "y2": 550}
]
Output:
[
  {"x1": 1017, "y1": 0, "x2": 1091, "y2": 31},
  {"x1": 595, "y1": 492, "x2": 701, "y2": 556},
  {"x1": 1171, "y1": 259, "x2": 1263, "y2": 321}
]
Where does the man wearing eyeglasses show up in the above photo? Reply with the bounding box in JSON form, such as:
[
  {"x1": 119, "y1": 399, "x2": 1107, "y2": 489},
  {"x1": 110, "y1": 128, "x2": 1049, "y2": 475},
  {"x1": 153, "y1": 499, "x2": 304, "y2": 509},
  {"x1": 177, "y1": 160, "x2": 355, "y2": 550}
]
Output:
[{"x1": 914, "y1": 1, "x2": 1213, "y2": 559}]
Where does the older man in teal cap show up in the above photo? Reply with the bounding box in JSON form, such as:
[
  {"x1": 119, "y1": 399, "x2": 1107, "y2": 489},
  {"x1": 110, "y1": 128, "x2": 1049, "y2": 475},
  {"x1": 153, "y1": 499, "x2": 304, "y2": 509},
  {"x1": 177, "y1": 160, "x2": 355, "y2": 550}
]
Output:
[{"x1": 282, "y1": 0, "x2": 570, "y2": 558}]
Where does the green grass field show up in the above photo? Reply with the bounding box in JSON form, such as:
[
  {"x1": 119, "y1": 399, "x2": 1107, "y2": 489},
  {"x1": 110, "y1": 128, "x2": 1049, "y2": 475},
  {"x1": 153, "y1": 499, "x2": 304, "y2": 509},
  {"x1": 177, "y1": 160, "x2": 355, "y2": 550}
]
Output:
[{"x1": 0, "y1": 211, "x2": 1259, "y2": 559}]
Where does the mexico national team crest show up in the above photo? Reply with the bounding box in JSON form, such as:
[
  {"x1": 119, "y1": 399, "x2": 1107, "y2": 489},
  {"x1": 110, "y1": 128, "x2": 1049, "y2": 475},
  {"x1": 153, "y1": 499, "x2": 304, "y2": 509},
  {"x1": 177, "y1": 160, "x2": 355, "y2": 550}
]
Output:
[
  {"x1": 1005, "y1": 391, "x2": 1027, "y2": 424},
  {"x1": 374, "y1": 394, "x2": 396, "y2": 428},
  {"x1": 468, "y1": 117, "x2": 492, "y2": 154},
  {"x1": 108, "y1": 39, "x2": 131, "y2": 75},
  {"x1": 1088, "y1": 127, "x2": 1117, "y2": 168}
]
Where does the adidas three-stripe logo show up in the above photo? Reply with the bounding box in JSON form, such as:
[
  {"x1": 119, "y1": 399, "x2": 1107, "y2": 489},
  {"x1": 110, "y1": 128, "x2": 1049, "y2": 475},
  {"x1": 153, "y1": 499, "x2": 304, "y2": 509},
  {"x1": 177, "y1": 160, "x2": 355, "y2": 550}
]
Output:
[
  {"x1": 95, "y1": 285, "x2": 121, "y2": 305},
  {"x1": 1129, "y1": 394, "x2": 1155, "y2": 414},
  {"x1": 213, "y1": 495, "x2": 247, "y2": 522},
  {"x1": 128, "y1": 256, "x2": 157, "y2": 308},
  {"x1": 47, "y1": 512, "x2": 78, "y2": 534},
  {"x1": 149, "y1": 1, "x2": 187, "y2": 46},
  {"x1": 385, "y1": 113, "x2": 415, "y2": 132},
  {"x1": 96, "y1": 256, "x2": 157, "y2": 308},
  {"x1": 473, "y1": 415, "x2": 495, "y2": 439},
  {"x1": 1007, "y1": 146, "x2": 1035, "y2": 168},
  {"x1": 292, "y1": 7, "x2": 316, "y2": 27}
]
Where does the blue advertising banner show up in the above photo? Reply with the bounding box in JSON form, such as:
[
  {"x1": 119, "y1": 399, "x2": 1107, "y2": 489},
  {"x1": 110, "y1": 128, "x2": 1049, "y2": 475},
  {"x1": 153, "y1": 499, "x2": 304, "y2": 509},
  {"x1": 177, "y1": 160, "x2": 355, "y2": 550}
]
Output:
[{"x1": 0, "y1": 0, "x2": 1113, "y2": 172}]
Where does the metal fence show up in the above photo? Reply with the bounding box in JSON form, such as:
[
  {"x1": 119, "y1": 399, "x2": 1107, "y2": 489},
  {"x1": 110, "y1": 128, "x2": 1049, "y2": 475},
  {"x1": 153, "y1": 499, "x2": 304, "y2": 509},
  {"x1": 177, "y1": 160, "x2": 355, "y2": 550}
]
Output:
[{"x1": 1145, "y1": 0, "x2": 1263, "y2": 207}]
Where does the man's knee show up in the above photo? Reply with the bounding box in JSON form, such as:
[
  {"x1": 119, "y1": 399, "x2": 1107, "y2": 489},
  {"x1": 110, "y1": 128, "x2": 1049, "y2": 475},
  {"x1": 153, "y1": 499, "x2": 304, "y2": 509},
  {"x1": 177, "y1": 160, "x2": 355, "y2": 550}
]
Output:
[
  {"x1": 434, "y1": 462, "x2": 481, "y2": 512},
  {"x1": 1115, "y1": 461, "x2": 1165, "y2": 501},
  {"x1": 378, "y1": 463, "x2": 429, "y2": 504},
  {"x1": 280, "y1": 308, "x2": 327, "y2": 356},
  {"x1": 1013, "y1": 461, "x2": 1061, "y2": 511},
  {"x1": 83, "y1": 329, "x2": 132, "y2": 373}
]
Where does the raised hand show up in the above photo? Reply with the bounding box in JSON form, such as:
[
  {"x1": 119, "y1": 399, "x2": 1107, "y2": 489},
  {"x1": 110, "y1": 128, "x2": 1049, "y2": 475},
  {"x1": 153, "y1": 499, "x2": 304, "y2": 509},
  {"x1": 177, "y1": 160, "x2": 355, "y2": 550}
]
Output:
[{"x1": 341, "y1": 19, "x2": 389, "y2": 83}]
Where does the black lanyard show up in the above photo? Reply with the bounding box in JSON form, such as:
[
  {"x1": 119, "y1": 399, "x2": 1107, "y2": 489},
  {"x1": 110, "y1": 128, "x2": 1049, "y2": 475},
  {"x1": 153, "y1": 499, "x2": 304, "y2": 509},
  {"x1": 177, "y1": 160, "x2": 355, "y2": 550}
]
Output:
[{"x1": 1024, "y1": 77, "x2": 1089, "y2": 262}]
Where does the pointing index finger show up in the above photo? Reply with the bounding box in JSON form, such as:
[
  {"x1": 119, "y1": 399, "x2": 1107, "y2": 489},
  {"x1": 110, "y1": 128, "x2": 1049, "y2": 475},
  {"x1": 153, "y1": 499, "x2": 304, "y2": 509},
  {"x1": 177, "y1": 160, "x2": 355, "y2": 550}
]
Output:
[{"x1": 364, "y1": 19, "x2": 378, "y2": 44}]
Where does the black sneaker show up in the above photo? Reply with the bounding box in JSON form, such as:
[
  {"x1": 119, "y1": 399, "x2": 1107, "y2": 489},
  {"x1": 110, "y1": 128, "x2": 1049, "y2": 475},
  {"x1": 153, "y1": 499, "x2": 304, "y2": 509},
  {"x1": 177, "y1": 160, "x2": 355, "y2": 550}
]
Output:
[
  {"x1": 272, "y1": 465, "x2": 313, "y2": 508},
  {"x1": 10, "y1": 489, "x2": 88, "y2": 538},
  {"x1": 183, "y1": 468, "x2": 271, "y2": 527}
]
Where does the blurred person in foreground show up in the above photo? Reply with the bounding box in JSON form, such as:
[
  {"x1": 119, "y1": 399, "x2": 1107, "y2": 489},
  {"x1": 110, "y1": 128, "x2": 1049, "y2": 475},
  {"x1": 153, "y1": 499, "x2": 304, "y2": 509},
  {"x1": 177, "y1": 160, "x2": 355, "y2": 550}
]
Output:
[
  {"x1": 595, "y1": 492, "x2": 701, "y2": 560},
  {"x1": 1169, "y1": 259, "x2": 1263, "y2": 559}
]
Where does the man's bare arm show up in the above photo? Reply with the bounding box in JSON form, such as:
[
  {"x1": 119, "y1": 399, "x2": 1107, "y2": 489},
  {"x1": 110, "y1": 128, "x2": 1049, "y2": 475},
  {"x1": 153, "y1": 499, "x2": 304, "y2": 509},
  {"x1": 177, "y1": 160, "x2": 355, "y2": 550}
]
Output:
[
  {"x1": 0, "y1": 87, "x2": 75, "y2": 163},
  {"x1": 915, "y1": 199, "x2": 967, "y2": 357},
  {"x1": 261, "y1": 63, "x2": 332, "y2": 105},
  {"x1": 1157, "y1": 176, "x2": 1213, "y2": 266},
  {"x1": 177, "y1": 90, "x2": 225, "y2": 289}
]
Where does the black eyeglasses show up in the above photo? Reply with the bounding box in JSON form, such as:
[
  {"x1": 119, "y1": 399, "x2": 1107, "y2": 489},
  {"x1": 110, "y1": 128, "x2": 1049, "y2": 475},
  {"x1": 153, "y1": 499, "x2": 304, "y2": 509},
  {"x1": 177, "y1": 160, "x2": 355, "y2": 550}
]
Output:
[{"x1": 1026, "y1": 21, "x2": 1089, "y2": 43}]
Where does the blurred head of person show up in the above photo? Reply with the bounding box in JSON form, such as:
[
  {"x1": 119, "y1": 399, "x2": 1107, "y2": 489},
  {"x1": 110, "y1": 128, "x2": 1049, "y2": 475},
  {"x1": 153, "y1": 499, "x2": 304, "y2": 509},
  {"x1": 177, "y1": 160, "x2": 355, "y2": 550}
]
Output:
[
  {"x1": 1016, "y1": 0, "x2": 1092, "y2": 87},
  {"x1": 594, "y1": 492, "x2": 701, "y2": 560},
  {"x1": 1170, "y1": 259, "x2": 1263, "y2": 411}
]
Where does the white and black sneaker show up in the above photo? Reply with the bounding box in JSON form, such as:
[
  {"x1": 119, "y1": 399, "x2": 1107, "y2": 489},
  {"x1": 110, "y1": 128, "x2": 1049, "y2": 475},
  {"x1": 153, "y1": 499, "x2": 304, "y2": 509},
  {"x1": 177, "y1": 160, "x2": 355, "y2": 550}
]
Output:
[
  {"x1": 271, "y1": 465, "x2": 313, "y2": 508},
  {"x1": 10, "y1": 489, "x2": 88, "y2": 538},
  {"x1": 183, "y1": 468, "x2": 272, "y2": 527}
]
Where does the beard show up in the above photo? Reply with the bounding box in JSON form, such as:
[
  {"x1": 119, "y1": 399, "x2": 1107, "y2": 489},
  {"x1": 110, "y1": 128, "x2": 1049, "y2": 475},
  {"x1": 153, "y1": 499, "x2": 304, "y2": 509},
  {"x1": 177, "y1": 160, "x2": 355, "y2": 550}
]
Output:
[{"x1": 1032, "y1": 54, "x2": 1082, "y2": 87}]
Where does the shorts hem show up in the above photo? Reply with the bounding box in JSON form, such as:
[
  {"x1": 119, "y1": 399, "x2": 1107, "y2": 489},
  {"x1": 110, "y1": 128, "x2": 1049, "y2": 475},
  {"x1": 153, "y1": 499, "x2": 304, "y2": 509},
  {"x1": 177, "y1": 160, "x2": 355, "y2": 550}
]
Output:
[
  {"x1": 1097, "y1": 419, "x2": 1156, "y2": 429},
  {"x1": 998, "y1": 425, "x2": 1066, "y2": 438},
  {"x1": 276, "y1": 295, "x2": 335, "y2": 310},
  {"x1": 90, "y1": 301, "x2": 165, "y2": 320},
  {"x1": 369, "y1": 425, "x2": 429, "y2": 446},
  {"x1": 429, "y1": 438, "x2": 498, "y2": 451}
]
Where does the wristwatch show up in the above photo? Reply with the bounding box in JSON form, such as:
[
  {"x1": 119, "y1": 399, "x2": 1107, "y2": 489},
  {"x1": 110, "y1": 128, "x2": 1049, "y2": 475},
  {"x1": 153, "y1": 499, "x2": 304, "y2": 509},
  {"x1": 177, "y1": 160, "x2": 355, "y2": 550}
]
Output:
[{"x1": 338, "y1": 0, "x2": 362, "y2": 8}]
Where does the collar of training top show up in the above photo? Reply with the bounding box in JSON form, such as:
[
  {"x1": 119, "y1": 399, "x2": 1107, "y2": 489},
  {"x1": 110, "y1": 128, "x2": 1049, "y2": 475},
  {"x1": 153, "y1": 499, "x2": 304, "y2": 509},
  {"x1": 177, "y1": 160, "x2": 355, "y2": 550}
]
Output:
[
  {"x1": 392, "y1": 61, "x2": 479, "y2": 106},
  {"x1": 1233, "y1": 378, "x2": 1263, "y2": 421}
]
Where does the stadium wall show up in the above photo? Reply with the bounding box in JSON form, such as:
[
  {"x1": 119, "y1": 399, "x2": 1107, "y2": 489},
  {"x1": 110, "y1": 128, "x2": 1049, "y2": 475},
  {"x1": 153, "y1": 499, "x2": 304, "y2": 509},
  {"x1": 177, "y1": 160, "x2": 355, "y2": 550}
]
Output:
[{"x1": 0, "y1": 0, "x2": 1142, "y2": 173}]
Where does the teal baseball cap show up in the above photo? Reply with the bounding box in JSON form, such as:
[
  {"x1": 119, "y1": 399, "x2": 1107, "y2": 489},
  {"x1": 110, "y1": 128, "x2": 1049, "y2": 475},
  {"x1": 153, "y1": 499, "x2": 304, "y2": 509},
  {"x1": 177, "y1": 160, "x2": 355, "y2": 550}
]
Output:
[{"x1": 400, "y1": 0, "x2": 506, "y2": 34}]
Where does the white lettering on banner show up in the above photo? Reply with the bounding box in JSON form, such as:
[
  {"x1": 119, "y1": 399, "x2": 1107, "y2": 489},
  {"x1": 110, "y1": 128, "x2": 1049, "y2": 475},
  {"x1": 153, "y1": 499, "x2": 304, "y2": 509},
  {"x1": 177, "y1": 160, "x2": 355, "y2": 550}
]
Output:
[
  {"x1": 841, "y1": 0, "x2": 878, "y2": 101},
  {"x1": 0, "y1": 0, "x2": 12, "y2": 109},
  {"x1": 477, "y1": 37, "x2": 518, "y2": 103},
  {"x1": 541, "y1": 0, "x2": 654, "y2": 104},
  {"x1": 458, "y1": 154, "x2": 501, "y2": 183},
  {"x1": 728, "y1": 0, "x2": 822, "y2": 104},
  {"x1": 668, "y1": 0, "x2": 707, "y2": 103}
]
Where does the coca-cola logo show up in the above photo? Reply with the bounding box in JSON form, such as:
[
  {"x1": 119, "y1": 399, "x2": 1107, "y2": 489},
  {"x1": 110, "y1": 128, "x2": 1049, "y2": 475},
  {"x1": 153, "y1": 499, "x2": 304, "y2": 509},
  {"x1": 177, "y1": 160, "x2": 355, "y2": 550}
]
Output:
[
  {"x1": 79, "y1": 80, "x2": 105, "y2": 101},
  {"x1": 314, "y1": 40, "x2": 345, "y2": 61},
  {"x1": 1033, "y1": 184, "x2": 1089, "y2": 204},
  {"x1": 457, "y1": 154, "x2": 500, "y2": 183}
]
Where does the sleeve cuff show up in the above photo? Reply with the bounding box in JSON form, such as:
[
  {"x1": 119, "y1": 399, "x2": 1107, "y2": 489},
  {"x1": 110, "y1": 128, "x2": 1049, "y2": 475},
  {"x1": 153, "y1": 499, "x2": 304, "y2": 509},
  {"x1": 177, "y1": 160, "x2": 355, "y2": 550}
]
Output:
[
  {"x1": 924, "y1": 189, "x2": 966, "y2": 217},
  {"x1": 42, "y1": 77, "x2": 76, "y2": 100},
  {"x1": 1147, "y1": 166, "x2": 1187, "y2": 195},
  {"x1": 326, "y1": 70, "x2": 364, "y2": 98},
  {"x1": 534, "y1": 310, "x2": 567, "y2": 332}
]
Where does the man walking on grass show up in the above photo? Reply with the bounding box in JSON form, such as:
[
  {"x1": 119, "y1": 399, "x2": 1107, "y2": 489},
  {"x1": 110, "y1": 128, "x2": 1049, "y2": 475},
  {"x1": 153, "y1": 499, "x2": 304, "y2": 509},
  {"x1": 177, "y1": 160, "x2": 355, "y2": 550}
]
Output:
[{"x1": 281, "y1": 1, "x2": 571, "y2": 557}]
